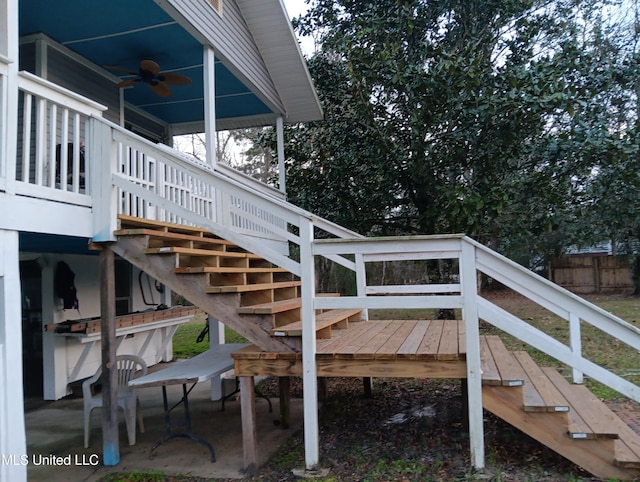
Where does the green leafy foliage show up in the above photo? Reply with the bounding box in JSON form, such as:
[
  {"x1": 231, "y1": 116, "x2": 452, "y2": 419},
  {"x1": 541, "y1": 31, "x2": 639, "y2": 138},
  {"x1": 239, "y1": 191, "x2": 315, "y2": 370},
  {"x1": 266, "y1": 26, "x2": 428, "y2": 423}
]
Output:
[{"x1": 276, "y1": 0, "x2": 640, "y2": 278}]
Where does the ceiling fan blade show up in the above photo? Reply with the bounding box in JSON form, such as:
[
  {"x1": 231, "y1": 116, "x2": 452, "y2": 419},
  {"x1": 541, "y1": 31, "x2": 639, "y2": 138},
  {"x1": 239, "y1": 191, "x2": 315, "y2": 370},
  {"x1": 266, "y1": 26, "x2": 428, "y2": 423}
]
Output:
[
  {"x1": 158, "y1": 72, "x2": 192, "y2": 86},
  {"x1": 117, "y1": 79, "x2": 139, "y2": 88},
  {"x1": 140, "y1": 59, "x2": 161, "y2": 75},
  {"x1": 150, "y1": 82, "x2": 172, "y2": 97}
]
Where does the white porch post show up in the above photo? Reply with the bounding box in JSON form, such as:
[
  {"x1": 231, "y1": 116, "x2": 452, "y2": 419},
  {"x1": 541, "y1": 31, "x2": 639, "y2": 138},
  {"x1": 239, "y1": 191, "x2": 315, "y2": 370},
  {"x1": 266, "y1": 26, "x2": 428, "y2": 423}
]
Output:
[
  {"x1": 460, "y1": 239, "x2": 484, "y2": 469},
  {"x1": 208, "y1": 315, "x2": 226, "y2": 401},
  {"x1": 299, "y1": 217, "x2": 319, "y2": 470},
  {"x1": 0, "y1": 0, "x2": 19, "y2": 191},
  {"x1": 0, "y1": 230, "x2": 27, "y2": 482},
  {"x1": 90, "y1": 117, "x2": 118, "y2": 242},
  {"x1": 203, "y1": 46, "x2": 217, "y2": 167},
  {"x1": 276, "y1": 116, "x2": 286, "y2": 193},
  {"x1": 569, "y1": 313, "x2": 584, "y2": 384}
]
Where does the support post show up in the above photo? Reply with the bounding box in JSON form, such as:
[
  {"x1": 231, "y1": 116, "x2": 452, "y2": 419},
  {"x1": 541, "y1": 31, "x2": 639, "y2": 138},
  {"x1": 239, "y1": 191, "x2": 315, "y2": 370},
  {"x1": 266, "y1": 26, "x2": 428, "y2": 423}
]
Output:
[
  {"x1": 100, "y1": 247, "x2": 119, "y2": 466},
  {"x1": 569, "y1": 313, "x2": 584, "y2": 384},
  {"x1": 460, "y1": 240, "x2": 484, "y2": 470},
  {"x1": 0, "y1": 0, "x2": 19, "y2": 191},
  {"x1": 0, "y1": 230, "x2": 27, "y2": 482},
  {"x1": 299, "y1": 217, "x2": 319, "y2": 470},
  {"x1": 240, "y1": 375, "x2": 257, "y2": 474},
  {"x1": 276, "y1": 116, "x2": 285, "y2": 193},
  {"x1": 90, "y1": 118, "x2": 117, "y2": 242},
  {"x1": 204, "y1": 46, "x2": 217, "y2": 168},
  {"x1": 279, "y1": 377, "x2": 290, "y2": 429},
  {"x1": 209, "y1": 315, "x2": 226, "y2": 400}
]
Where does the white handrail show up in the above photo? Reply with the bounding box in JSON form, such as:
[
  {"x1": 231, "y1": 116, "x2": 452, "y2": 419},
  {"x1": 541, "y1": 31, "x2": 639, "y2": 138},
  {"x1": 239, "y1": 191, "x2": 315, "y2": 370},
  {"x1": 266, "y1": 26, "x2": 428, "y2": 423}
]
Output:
[{"x1": 18, "y1": 71, "x2": 106, "y2": 115}]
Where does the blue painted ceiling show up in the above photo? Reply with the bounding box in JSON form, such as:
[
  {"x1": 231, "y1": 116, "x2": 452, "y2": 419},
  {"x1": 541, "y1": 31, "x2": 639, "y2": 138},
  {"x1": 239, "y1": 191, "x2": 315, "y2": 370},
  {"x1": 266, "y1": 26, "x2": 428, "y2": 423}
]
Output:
[{"x1": 19, "y1": 0, "x2": 272, "y2": 126}]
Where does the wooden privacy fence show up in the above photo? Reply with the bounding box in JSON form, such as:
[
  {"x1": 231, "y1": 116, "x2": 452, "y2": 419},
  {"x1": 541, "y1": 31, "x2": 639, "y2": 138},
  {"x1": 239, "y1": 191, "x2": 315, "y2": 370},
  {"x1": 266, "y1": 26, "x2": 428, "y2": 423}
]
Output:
[{"x1": 552, "y1": 255, "x2": 634, "y2": 293}]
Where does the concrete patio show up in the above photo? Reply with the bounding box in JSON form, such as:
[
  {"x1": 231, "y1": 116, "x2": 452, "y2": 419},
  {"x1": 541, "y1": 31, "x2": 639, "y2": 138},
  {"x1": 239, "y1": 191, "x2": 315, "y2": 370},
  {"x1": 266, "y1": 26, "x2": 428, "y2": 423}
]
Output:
[{"x1": 24, "y1": 372, "x2": 303, "y2": 481}]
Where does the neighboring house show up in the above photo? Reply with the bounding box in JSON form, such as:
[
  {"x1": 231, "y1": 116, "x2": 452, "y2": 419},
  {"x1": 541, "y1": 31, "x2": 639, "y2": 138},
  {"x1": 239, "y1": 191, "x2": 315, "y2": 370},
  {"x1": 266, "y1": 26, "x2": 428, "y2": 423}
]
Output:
[{"x1": 3, "y1": 2, "x2": 640, "y2": 482}]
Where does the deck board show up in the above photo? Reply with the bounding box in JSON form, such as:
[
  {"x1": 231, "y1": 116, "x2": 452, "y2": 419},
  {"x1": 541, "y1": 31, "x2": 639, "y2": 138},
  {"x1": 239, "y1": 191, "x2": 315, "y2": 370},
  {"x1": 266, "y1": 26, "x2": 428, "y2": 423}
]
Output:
[
  {"x1": 375, "y1": 320, "x2": 419, "y2": 359},
  {"x1": 457, "y1": 320, "x2": 466, "y2": 356},
  {"x1": 418, "y1": 319, "x2": 445, "y2": 360},
  {"x1": 356, "y1": 321, "x2": 403, "y2": 359},
  {"x1": 333, "y1": 321, "x2": 391, "y2": 359},
  {"x1": 396, "y1": 321, "x2": 431, "y2": 358},
  {"x1": 438, "y1": 321, "x2": 459, "y2": 360}
]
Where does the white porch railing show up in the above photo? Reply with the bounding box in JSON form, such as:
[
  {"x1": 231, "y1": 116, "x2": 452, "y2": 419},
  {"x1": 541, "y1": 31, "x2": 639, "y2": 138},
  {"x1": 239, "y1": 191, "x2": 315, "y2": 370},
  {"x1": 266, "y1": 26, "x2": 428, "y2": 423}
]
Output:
[{"x1": 10, "y1": 71, "x2": 106, "y2": 205}]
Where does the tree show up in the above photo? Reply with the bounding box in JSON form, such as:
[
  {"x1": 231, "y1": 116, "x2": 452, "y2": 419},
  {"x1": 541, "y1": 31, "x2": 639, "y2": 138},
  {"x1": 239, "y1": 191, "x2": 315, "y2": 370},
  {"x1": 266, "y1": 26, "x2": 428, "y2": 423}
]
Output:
[{"x1": 282, "y1": 0, "x2": 639, "y2": 275}]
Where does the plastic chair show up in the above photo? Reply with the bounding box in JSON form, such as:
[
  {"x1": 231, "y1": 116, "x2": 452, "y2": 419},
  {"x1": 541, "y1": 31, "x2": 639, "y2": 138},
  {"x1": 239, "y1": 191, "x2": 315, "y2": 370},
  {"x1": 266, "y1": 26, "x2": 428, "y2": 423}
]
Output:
[{"x1": 82, "y1": 354, "x2": 147, "y2": 448}]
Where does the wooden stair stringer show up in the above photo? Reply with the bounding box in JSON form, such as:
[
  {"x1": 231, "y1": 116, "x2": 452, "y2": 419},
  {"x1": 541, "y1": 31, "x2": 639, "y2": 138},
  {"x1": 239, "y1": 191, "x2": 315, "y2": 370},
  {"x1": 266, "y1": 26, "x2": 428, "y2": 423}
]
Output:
[
  {"x1": 482, "y1": 383, "x2": 633, "y2": 480},
  {"x1": 110, "y1": 234, "x2": 300, "y2": 353}
]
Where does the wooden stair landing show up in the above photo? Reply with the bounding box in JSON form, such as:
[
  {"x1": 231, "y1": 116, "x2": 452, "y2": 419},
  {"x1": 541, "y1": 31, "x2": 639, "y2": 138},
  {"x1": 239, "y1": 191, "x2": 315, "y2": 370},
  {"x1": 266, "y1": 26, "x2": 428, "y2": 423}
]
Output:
[{"x1": 232, "y1": 325, "x2": 640, "y2": 480}]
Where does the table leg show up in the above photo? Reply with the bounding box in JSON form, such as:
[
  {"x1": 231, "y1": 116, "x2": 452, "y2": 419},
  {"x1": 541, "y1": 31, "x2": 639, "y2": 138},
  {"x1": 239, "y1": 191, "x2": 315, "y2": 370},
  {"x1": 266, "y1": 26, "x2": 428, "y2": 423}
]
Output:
[{"x1": 149, "y1": 383, "x2": 216, "y2": 462}]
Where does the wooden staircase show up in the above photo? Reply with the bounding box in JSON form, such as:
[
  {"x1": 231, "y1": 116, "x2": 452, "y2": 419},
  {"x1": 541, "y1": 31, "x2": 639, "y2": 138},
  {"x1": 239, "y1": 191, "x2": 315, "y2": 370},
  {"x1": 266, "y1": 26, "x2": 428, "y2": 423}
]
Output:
[
  {"x1": 109, "y1": 215, "x2": 362, "y2": 353},
  {"x1": 109, "y1": 215, "x2": 640, "y2": 479},
  {"x1": 481, "y1": 335, "x2": 640, "y2": 480}
]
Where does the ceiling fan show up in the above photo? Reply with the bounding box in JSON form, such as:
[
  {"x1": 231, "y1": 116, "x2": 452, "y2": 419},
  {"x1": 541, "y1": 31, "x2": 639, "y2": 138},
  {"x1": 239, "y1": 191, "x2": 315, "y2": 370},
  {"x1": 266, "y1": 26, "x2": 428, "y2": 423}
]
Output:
[{"x1": 106, "y1": 60, "x2": 192, "y2": 97}]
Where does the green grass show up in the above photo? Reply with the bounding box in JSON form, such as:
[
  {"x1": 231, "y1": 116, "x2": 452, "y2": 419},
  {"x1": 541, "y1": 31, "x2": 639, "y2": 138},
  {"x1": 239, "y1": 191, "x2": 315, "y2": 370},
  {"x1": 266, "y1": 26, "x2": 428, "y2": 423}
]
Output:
[
  {"x1": 172, "y1": 315, "x2": 248, "y2": 359},
  {"x1": 97, "y1": 471, "x2": 165, "y2": 482}
]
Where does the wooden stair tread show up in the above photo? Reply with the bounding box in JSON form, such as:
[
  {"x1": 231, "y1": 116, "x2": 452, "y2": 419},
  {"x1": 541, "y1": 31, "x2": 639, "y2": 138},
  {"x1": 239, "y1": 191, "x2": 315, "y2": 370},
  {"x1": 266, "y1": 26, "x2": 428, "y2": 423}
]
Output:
[
  {"x1": 512, "y1": 352, "x2": 569, "y2": 412},
  {"x1": 207, "y1": 281, "x2": 301, "y2": 293},
  {"x1": 176, "y1": 266, "x2": 287, "y2": 274},
  {"x1": 272, "y1": 309, "x2": 362, "y2": 337},
  {"x1": 480, "y1": 336, "x2": 524, "y2": 386},
  {"x1": 115, "y1": 227, "x2": 237, "y2": 247},
  {"x1": 542, "y1": 367, "x2": 619, "y2": 439},
  {"x1": 118, "y1": 214, "x2": 215, "y2": 237},
  {"x1": 237, "y1": 297, "x2": 302, "y2": 314},
  {"x1": 144, "y1": 246, "x2": 259, "y2": 258},
  {"x1": 615, "y1": 439, "x2": 640, "y2": 469},
  {"x1": 480, "y1": 336, "x2": 501, "y2": 385}
]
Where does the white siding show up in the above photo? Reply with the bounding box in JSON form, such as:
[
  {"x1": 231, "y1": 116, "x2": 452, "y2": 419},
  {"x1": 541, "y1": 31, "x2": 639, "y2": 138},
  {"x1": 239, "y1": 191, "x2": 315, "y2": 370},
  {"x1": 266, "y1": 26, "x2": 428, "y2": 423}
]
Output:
[{"x1": 167, "y1": 0, "x2": 285, "y2": 114}]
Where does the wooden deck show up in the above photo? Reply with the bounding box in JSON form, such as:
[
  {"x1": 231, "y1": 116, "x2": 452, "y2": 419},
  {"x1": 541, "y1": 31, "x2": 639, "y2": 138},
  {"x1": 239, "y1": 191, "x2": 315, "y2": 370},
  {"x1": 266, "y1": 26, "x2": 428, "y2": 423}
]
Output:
[{"x1": 233, "y1": 319, "x2": 470, "y2": 379}]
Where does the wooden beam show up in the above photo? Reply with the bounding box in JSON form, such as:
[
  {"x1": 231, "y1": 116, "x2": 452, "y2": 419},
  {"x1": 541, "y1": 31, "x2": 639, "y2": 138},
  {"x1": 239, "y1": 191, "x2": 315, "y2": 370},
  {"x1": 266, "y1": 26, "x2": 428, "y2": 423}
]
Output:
[
  {"x1": 234, "y1": 357, "x2": 467, "y2": 379},
  {"x1": 100, "y1": 247, "x2": 119, "y2": 465}
]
